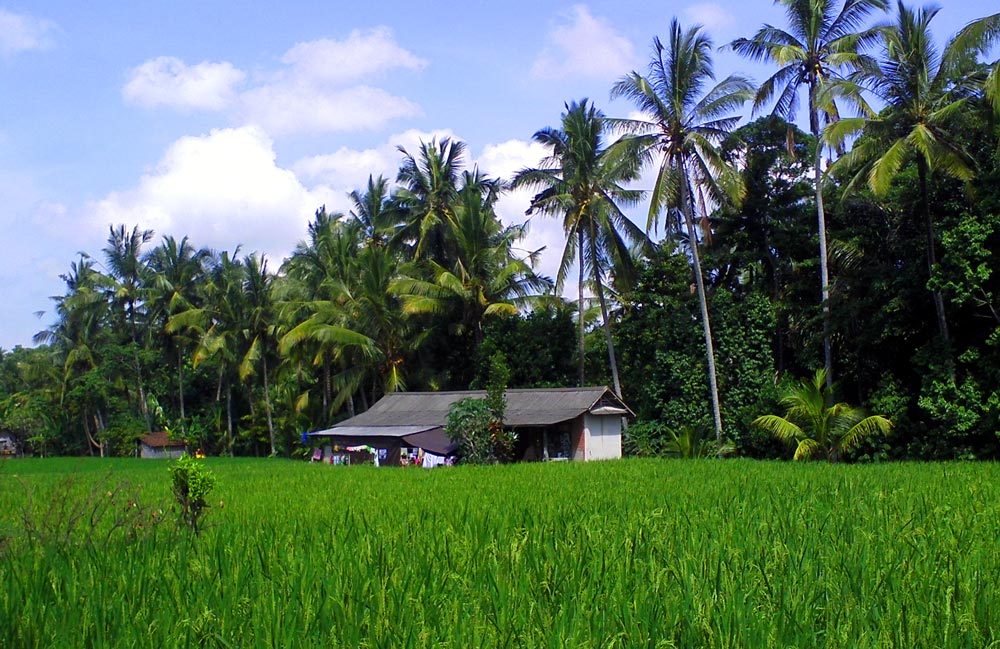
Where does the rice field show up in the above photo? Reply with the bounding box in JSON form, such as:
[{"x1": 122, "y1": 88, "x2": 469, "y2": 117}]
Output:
[{"x1": 2, "y1": 457, "x2": 999, "y2": 647}]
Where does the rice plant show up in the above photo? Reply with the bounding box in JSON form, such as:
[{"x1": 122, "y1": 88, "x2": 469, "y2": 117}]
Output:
[{"x1": 1, "y1": 458, "x2": 999, "y2": 647}]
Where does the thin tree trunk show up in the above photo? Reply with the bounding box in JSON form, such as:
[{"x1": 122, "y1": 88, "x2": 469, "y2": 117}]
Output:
[
  {"x1": 809, "y1": 87, "x2": 834, "y2": 388},
  {"x1": 577, "y1": 228, "x2": 586, "y2": 387},
  {"x1": 322, "y1": 358, "x2": 331, "y2": 420},
  {"x1": 82, "y1": 412, "x2": 96, "y2": 456},
  {"x1": 262, "y1": 355, "x2": 276, "y2": 456},
  {"x1": 918, "y1": 160, "x2": 950, "y2": 345},
  {"x1": 680, "y1": 162, "x2": 723, "y2": 445},
  {"x1": 177, "y1": 351, "x2": 186, "y2": 433},
  {"x1": 588, "y1": 227, "x2": 622, "y2": 397},
  {"x1": 128, "y1": 300, "x2": 153, "y2": 432},
  {"x1": 226, "y1": 383, "x2": 234, "y2": 457}
]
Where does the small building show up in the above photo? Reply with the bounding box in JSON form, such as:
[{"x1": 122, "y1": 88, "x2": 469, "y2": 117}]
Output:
[
  {"x1": 138, "y1": 432, "x2": 187, "y2": 459},
  {"x1": 0, "y1": 433, "x2": 20, "y2": 457},
  {"x1": 307, "y1": 386, "x2": 632, "y2": 464}
]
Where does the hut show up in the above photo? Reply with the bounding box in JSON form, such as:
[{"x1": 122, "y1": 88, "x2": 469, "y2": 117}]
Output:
[
  {"x1": 307, "y1": 386, "x2": 632, "y2": 464},
  {"x1": 138, "y1": 432, "x2": 187, "y2": 459}
]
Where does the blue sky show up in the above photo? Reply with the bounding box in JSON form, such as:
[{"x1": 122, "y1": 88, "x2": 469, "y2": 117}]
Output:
[{"x1": 0, "y1": 1, "x2": 992, "y2": 349}]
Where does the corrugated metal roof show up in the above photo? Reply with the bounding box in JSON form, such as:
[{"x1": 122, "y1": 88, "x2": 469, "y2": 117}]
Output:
[{"x1": 323, "y1": 386, "x2": 631, "y2": 429}]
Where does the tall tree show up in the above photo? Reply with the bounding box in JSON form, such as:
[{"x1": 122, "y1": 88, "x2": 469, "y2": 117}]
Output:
[
  {"x1": 394, "y1": 138, "x2": 466, "y2": 263},
  {"x1": 612, "y1": 21, "x2": 754, "y2": 443},
  {"x1": 348, "y1": 175, "x2": 400, "y2": 248},
  {"x1": 514, "y1": 99, "x2": 648, "y2": 397},
  {"x1": 145, "y1": 235, "x2": 210, "y2": 432},
  {"x1": 240, "y1": 253, "x2": 278, "y2": 455},
  {"x1": 731, "y1": 0, "x2": 888, "y2": 384},
  {"x1": 102, "y1": 224, "x2": 155, "y2": 431},
  {"x1": 827, "y1": 2, "x2": 1000, "y2": 346},
  {"x1": 393, "y1": 170, "x2": 551, "y2": 346},
  {"x1": 167, "y1": 249, "x2": 245, "y2": 454}
]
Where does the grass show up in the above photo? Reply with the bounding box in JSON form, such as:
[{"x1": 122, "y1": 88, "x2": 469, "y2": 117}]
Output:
[{"x1": 2, "y1": 458, "x2": 1000, "y2": 647}]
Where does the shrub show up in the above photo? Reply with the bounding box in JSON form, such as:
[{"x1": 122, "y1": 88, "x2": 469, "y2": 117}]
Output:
[{"x1": 169, "y1": 453, "x2": 217, "y2": 534}]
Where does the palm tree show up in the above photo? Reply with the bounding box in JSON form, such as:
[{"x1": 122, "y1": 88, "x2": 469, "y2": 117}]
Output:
[
  {"x1": 731, "y1": 0, "x2": 888, "y2": 384},
  {"x1": 955, "y1": 12, "x2": 1000, "y2": 114},
  {"x1": 34, "y1": 254, "x2": 114, "y2": 455},
  {"x1": 826, "y1": 2, "x2": 1000, "y2": 346},
  {"x1": 240, "y1": 253, "x2": 278, "y2": 455},
  {"x1": 514, "y1": 99, "x2": 647, "y2": 397},
  {"x1": 611, "y1": 21, "x2": 754, "y2": 442},
  {"x1": 394, "y1": 138, "x2": 466, "y2": 263},
  {"x1": 348, "y1": 175, "x2": 400, "y2": 248},
  {"x1": 393, "y1": 170, "x2": 552, "y2": 346},
  {"x1": 145, "y1": 235, "x2": 210, "y2": 431},
  {"x1": 752, "y1": 369, "x2": 892, "y2": 460},
  {"x1": 102, "y1": 224, "x2": 155, "y2": 431},
  {"x1": 167, "y1": 249, "x2": 245, "y2": 454}
]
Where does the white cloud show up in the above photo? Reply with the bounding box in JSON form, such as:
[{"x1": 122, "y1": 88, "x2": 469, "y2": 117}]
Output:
[
  {"x1": 292, "y1": 128, "x2": 458, "y2": 214},
  {"x1": 123, "y1": 57, "x2": 246, "y2": 111},
  {"x1": 531, "y1": 5, "x2": 637, "y2": 81},
  {"x1": 0, "y1": 9, "x2": 56, "y2": 54},
  {"x1": 477, "y1": 138, "x2": 567, "y2": 283},
  {"x1": 682, "y1": 3, "x2": 738, "y2": 37},
  {"x1": 240, "y1": 83, "x2": 421, "y2": 135},
  {"x1": 126, "y1": 27, "x2": 425, "y2": 135},
  {"x1": 83, "y1": 126, "x2": 337, "y2": 263},
  {"x1": 281, "y1": 27, "x2": 426, "y2": 84}
]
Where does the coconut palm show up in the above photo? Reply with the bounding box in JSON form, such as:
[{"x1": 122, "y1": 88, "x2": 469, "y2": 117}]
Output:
[
  {"x1": 34, "y1": 254, "x2": 114, "y2": 455},
  {"x1": 955, "y1": 12, "x2": 1000, "y2": 114},
  {"x1": 611, "y1": 20, "x2": 754, "y2": 442},
  {"x1": 826, "y1": 2, "x2": 1000, "y2": 345},
  {"x1": 145, "y1": 235, "x2": 210, "y2": 431},
  {"x1": 393, "y1": 170, "x2": 552, "y2": 346},
  {"x1": 753, "y1": 369, "x2": 891, "y2": 461},
  {"x1": 514, "y1": 100, "x2": 647, "y2": 396},
  {"x1": 348, "y1": 175, "x2": 400, "y2": 248},
  {"x1": 167, "y1": 249, "x2": 245, "y2": 454},
  {"x1": 394, "y1": 138, "x2": 466, "y2": 263},
  {"x1": 102, "y1": 224, "x2": 155, "y2": 431},
  {"x1": 240, "y1": 253, "x2": 279, "y2": 455},
  {"x1": 731, "y1": 0, "x2": 888, "y2": 384}
]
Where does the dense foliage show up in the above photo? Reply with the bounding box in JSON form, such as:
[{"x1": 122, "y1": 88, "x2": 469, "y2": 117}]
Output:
[{"x1": 1, "y1": 3, "x2": 999, "y2": 460}]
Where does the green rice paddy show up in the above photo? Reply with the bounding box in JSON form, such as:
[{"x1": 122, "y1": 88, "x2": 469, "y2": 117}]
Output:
[{"x1": 2, "y1": 458, "x2": 999, "y2": 647}]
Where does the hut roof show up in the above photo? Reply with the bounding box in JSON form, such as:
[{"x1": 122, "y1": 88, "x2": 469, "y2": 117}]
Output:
[
  {"x1": 313, "y1": 386, "x2": 631, "y2": 432},
  {"x1": 140, "y1": 432, "x2": 186, "y2": 448}
]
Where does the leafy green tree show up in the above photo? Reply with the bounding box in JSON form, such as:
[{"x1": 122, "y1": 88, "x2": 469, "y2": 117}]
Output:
[
  {"x1": 753, "y1": 369, "x2": 892, "y2": 461},
  {"x1": 827, "y1": 1, "x2": 998, "y2": 346},
  {"x1": 732, "y1": 0, "x2": 889, "y2": 383},
  {"x1": 514, "y1": 99, "x2": 648, "y2": 396},
  {"x1": 612, "y1": 20, "x2": 754, "y2": 443}
]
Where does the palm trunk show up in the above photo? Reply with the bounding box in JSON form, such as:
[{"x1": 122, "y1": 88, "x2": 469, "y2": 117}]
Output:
[
  {"x1": 809, "y1": 87, "x2": 834, "y2": 388},
  {"x1": 322, "y1": 357, "x2": 331, "y2": 420},
  {"x1": 226, "y1": 382, "x2": 234, "y2": 456},
  {"x1": 588, "y1": 226, "x2": 622, "y2": 397},
  {"x1": 262, "y1": 355, "x2": 276, "y2": 456},
  {"x1": 577, "y1": 228, "x2": 586, "y2": 387},
  {"x1": 127, "y1": 300, "x2": 153, "y2": 432},
  {"x1": 918, "y1": 160, "x2": 950, "y2": 345},
  {"x1": 176, "y1": 351, "x2": 186, "y2": 433},
  {"x1": 680, "y1": 162, "x2": 723, "y2": 445}
]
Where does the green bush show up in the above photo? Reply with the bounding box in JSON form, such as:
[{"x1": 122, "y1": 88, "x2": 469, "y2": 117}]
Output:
[{"x1": 168, "y1": 454, "x2": 217, "y2": 534}]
